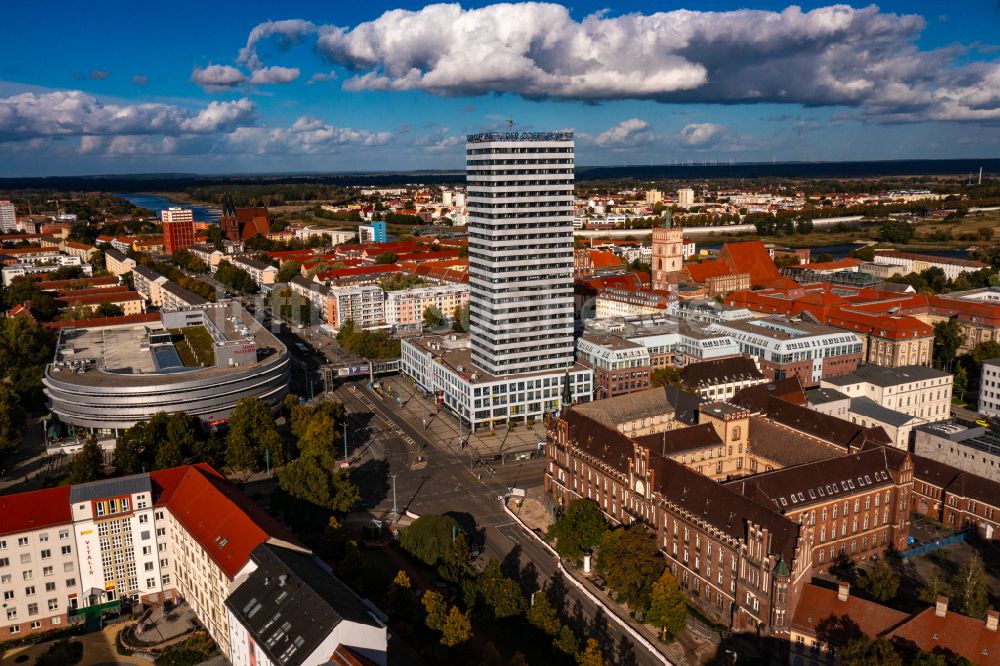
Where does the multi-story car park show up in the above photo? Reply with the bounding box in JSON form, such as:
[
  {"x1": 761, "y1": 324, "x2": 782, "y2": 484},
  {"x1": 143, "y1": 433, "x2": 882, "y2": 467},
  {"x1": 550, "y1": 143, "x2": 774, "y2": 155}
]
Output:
[{"x1": 43, "y1": 302, "x2": 289, "y2": 434}]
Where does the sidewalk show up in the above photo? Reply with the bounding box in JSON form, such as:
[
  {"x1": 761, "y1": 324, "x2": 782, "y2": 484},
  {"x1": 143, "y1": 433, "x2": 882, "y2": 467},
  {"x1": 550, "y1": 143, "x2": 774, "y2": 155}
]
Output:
[{"x1": 376, "y1": 373, "x2": 548, "y2": 460}]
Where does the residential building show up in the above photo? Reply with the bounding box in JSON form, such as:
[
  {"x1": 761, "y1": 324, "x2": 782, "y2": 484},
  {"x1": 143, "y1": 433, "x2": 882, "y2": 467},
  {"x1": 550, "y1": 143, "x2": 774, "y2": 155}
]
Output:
[
  {"x1": 55, "y1": 290, "x2": 145, "y2": 317},
  {"x1": 384, "y1": 283, "x2": 469, "y2": 329},
  {"x1": 159, "y1": 281, "x2": 209, "y2": 311},
  {"x1": 680, "y1": 356, "x2": 768, "y2": 402},
  {"x1": 188, "y1": 244, "x2": 225, "y2": 271},
  {"x1": 979, "y1": 359, "x2": 1000, "y2": 418},
  {"x1": 873, "y1": 250, "x2": 989, "y2": 281},
  {"x1": 466, "y1": 131, "x2": 575, "y2": 376},
  {"x1": 132, "y1": 265, "x2": 169, "y2": 306},
  {"x1": 821, "y1": 365, "x2": 952, "y2": 422},
  {"x1": 294, "y1": 226, "x2": 355, "y2": 245},
  {"x1": 710, "y1": 316, "x2": 864, "y2": 387},
  {"x1": 575, "y1": 335, "x2": 651, "y2": 399},
  {"x1": 805, "y1": 387, "x2": 850, "y2": 419},
  {"x1": 63, "y1": 241, "x2": 97, "y2": 262},
  {"x1": 326, "y1": 285, "x2": 385, "y2": 329},
  {"x1": 161, "y1": 208, "x2": 195, "y2": 255},
  {"x1": 645, "y1": 190, "x2": 662, "y2": 205},
  {"x1": 2, "y1": 258, "x2": 91, "y2": 286},
  {"x1": 0, "y1": 200, "x2": 15, "y2": 232},
  {"x1": 595, "y1": 288, "x2": 672, "y2": 319},
  {"x1": 677, "y1": 188, "x2": 695, "y2": 206},
  {"x1": 357, "y1": 221, "x2": 387, "y2": 244},
  {"x1": 103, "y1": 247, "x2": 136, "y2": 276},
  {"x1": 229, "y1": 256, "x2": 278, "y2": 289},
  {"x1": 848, "y1": 397, "x2": 925, "y2": 450}
]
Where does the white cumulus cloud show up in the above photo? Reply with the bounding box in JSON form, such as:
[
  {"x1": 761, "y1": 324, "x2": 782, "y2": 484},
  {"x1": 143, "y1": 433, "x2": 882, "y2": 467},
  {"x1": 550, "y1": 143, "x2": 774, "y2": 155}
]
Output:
[
  {"x1": 679, "y1": 123, "x2": 725, "y2": 146},
  {"x1": 248, "y1": 66, "x2": 301, "y2": 85},
  {"x1": 596, "y1": 119, "x2": 654, "y2": 147},
  {"x1": 221, "y1": 3, "x2": 1000, "y2": 122},
  {"x1": 225, "y1": 115, "x2": 391, "y2": 154},
  {"x1": 191, "y1": 65, "x2": 247, "y2": 91}
]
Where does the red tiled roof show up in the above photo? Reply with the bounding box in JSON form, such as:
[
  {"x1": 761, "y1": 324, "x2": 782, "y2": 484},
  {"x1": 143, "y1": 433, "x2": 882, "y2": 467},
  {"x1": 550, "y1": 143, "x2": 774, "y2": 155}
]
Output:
[
  {"x1": 55, "y1": 285, "x2": 130, "y2": 298},
  {"x1": 162, "y1": 466, "x2": 301, "y2": 579},
  {"x1": 686, "y1": 258, "x2": 731, "y2": 282},
  {"x1": 394, "y1": 249, "x2": 460, "y2": 263},
  {"x1": 719, "y1": 240, "x2": 784, "y2": 286},
  {"x1": 588, "y1": 250, "x2": 624, "y2": 269},
  {"x1": 0, "y1": 486, "x2": 72, "y2": 536},
  {"x1": 65, "y1": 241, "x2": 95, "y2": 251},
  {"x1": 887, "y1": 606, "x2": 1000, "y2": 665},
  {"x1": 36, "y1": 276, "x2": 120, "y2": 290},
  {"x1": 316, "y1": 264, "x2": 400, "y2": 281},
  {"x1": 791, "y1": 583, "x2": 908, "y2": 640},
  {"x1": 876, "y1": 250, "x2": 988, "y2": 269}
]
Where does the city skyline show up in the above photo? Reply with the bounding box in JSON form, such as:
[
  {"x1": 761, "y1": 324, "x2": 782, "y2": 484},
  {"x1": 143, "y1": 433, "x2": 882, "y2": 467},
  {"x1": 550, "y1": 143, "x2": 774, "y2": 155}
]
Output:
[{"x1": 1, "y1": 1, "x2": 999, "y2": 176}]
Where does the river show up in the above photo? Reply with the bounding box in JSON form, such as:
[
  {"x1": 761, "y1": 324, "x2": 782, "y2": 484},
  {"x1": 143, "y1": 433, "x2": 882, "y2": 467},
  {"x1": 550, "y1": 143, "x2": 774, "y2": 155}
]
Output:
[{"x1": 115, "y1": 193, "x2": 221, "y2": 223}]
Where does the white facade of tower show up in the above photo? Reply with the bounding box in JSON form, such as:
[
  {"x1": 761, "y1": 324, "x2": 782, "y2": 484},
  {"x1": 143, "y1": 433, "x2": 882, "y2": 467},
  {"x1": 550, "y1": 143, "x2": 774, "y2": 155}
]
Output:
[{"x1": 466, "y1": 132, "x2": 575, "y2": 376}]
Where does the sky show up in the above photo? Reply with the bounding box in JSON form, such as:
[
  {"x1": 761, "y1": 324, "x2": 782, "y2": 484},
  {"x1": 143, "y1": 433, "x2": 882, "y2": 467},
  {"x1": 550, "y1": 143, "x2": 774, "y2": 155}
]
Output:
[{"x1": 1, "y1": 1, "x2": 999, "y2": 176}]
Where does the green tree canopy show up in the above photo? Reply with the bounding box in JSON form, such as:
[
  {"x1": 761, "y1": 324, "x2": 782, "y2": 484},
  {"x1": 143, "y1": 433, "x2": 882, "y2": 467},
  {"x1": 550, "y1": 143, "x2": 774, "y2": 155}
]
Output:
[
  {"x1": 646, "y1": 569, "x2": 687, "y2": 640},
  {"x1": 277, "y1": 260, "x2": 302, "y2": 283},
  {"x1": 422, "y1": 590, "x2": 447, "y2": 632},
  {"x1": 527, "y1": 592, "x2": 562, "y2": 637},
  {"x1": 0, "y1": 385, "x2": 26, "y2": 462},
  {"x1": 840, "y1": 637, "x2": 903, "y2": 666},
  {"x1": 877, "y1": 219, "x2": 915, "y2": 244},
  {"x1": 547, "y1": 498, "x2": 608, "y2": 560},
  {"x1": 858, "y1": 557, "x2": 900, "y2": 603},
  {"x1": 597, "y1": 526, "x2": 666, "y2": 615},
  {"x1": 950, "y1": 552, "x2": 989, "y2": 619},
  {"x1": 225, "y1": 397, "x2": 284, "y2": 472},
  {"x1": 933, "y1": 319, "x2": 965, "y2": 369},
  {"x1": 577, "y1": 638, "x2": 605, "y2": 666},
  {"x1": 440, "y1": 606, "x2": 472, "y2": 647},
  {"x1": 423, "y1": 305, "x2": 445, "y2": 327},
  {"x1": 374, "y1": 251, "x2": 398, "y2": 264},
  {"x1": 400, "y1": 514, "x2": 461, "y2": 566},
  {"x1": 651, "y1": 367, "x2": 681, "y2": 388},
  {"x1": 68, "y1": 438, "x2": 104, "y2": 484},
  {"x1": 476, "y1": 558, "x2": 526, "y2": 619}
]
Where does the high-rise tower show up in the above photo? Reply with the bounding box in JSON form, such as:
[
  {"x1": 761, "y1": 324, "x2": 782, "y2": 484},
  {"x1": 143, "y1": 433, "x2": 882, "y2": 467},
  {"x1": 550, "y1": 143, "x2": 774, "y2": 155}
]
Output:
[
  {"x1": 651, "y1": 208, "x2": 684, "y2": 291},
  {"x1": 466, "y1": 131, "x2": 575, "y2": 376}
]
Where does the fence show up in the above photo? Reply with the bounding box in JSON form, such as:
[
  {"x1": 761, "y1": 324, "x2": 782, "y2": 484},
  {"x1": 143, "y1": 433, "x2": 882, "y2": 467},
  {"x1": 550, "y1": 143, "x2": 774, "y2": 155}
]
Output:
[{"x1": 899, "y1": 528, "x2": 973, "y2": 559}]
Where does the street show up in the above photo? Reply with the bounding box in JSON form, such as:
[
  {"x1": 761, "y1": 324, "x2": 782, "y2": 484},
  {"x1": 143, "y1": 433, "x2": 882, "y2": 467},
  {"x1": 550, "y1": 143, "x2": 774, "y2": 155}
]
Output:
[{"x1": 331, "y1": 379, "x2": 673, "y2": 666}]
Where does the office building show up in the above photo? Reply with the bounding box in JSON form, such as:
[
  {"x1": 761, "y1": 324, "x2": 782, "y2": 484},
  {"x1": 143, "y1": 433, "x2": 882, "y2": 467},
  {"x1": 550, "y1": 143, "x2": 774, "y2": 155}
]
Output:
[
  {"x1": 0, "y1": 200, "x2": 16, "y2": 232},
  {"x1": 466, "y1": 131, "x2": 575, "y2": 376},
  {"x1": 821, "y1": 365, "x2": 952, "y2": 422},
  {"x1": 161, "y1": 208, "x2": 195, "y2": 255}
]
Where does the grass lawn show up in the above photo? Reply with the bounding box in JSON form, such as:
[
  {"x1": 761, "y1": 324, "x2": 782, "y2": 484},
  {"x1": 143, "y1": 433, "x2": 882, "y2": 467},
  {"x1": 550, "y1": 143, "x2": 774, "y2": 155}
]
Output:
[{"x1": 169, "y1": 327, "x2": 215, "y2": 367}]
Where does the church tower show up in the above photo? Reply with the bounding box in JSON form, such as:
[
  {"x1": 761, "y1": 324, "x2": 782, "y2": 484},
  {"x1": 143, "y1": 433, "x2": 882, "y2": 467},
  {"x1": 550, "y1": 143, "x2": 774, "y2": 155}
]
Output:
[{"x1": 651, "y1": 208, "x2": 683, "y2": 291}]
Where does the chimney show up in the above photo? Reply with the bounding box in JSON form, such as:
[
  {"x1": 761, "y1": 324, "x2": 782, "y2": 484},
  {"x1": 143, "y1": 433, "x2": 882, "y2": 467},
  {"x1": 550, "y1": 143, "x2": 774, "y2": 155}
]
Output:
[
  {"x1": 987, "y1": 610, "x2": 999, "y2": 632},
  {"x1": 935, "y1": 595, "x2": 948, "y2": 618},
  {"x1": 837, "y1": 581, "x2": 850, "y2": 602}
]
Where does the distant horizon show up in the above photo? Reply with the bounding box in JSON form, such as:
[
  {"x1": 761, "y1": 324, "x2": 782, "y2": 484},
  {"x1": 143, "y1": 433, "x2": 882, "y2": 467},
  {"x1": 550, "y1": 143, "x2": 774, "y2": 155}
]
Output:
[{"x1": 1, "y1": 157, "x2": 998, "y2": 184}]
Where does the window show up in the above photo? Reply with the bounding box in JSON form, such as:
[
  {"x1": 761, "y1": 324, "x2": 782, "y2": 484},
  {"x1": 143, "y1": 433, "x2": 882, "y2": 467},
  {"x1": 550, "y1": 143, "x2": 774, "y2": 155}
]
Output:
[
  {"x1": 60, "y1": 546, "x2": 71, "y2": 556},
  {"x1": 59, "y1": 530, "x2": 69, "y2": 541},
  {"x1": 51, "y1": 617, "x2": 60, "y2": 626},
  {"x1": 0, "y1": 558, "x2": 7, "y2": 568},
  {"x1": 139, "y1": 515, "x2": 149, "y2": 524},
  {"x1": 42, "y1": 567, "x2": 53, "y2": 577},
  {"x1": 27, "y1": 603, "x2": 38, "y2": 616},
  {"x1": 24, "y1": 586, "x2": 35, "y2": 596},
  {"x1": 17, "y1": 537, "x2": 28, "y2": 547},
  {"x1": 65, "y1": 578, "x2": 76, "y2": 588},
  {"x1": 40, "y1": 549, "x2": 51, "y2": 560},
  {"x1": 30, "y1": 621, "x2": 41, "y2": 630},
  {"x1": 22, "y1": 570, "x2": 32, "y2": 580},
  {"x1": 146, "y1": 578, "x2": 155, "y2": 588},
  {"x1": 144, "y1": 562, "x2": 154, "y2": 572},
  {"x1": 38, "y1": 533, "x2": 48, "y2": 543},
  {"x1": 141, "y1": 531, "x2": 151, "y2": 541},
  {"x1": 45, "y1": 582, "x2": 55, "y2": 592},
  {"x1": 142, "y1": 546, "x2": 151, "y2": 556},
  {"x1": 2, "y1": 590, "x2": 12, "y2": 601},
  {"x1": 162, "y1": 575, "x2": 170, "y2": 585}
]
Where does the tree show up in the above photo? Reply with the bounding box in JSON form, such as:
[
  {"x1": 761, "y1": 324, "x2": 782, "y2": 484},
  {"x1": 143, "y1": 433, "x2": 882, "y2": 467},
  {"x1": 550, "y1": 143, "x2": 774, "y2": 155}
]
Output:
[
  {"x1": 933, "y1": 319, "x2": 965, "y2": 368},
  {"x1": 858, "y1": 557, "x2": 899, "y2": 602},
  {"x1": 277, "y1": 260, "x2": 302, "y2": 283},
  {"x1": 796, "y1": 218, "x2": 814, "y2": 234},
  {"x1": 954, "y1": 363, "x2": 968, "y2": 401},
  {"x1": 438, "y1": 532, "x2": 472, "y2": 583},
  {"x1": 971, "y1": 341, "x2": 1000, "y2": 365},
  {"x1": 399, "y1": 515, "x2": 461, "y2": 566},
  {"x1": 977, "y1": 226, "x2": 994, "y2": 241},
  {"x1": 0, "y1": 385, "x2": 26, "y2": 460},
  {"x1": 423, "y1": 305, "x2": 445, "y2": 328},
  {"x1": 374, "y1": 251, "x2": 398, "y2": 264},
  {"x1": 387, "y1": 570, "x2": 416, "y2": 616},
  {"x1": 548, "y1": 499, "x2": 607, "y2": 560},
  {"x1": 840, "y1": 636, "x2": 903, "y2": 666},
  {"x1": 528, "y1": 592, "x2": 562, "y2": 637},
  {"x1": 206, "y1": 224, "x2": 224, "y2": 250},
  {"x1": 878, "y1": 219, "x2": 915, "y2": 244},
  {"x1": 577, "y1": 638, "x2": 605, "y2": 666},
  {"x1": 278, "y1": 459, "x2": 359, "y2": 513},
  {"x1": 918, "y1": 569, "x2": 948, "y2": 605},
  {"x1": 553, "y1": 625, "x2": 580, "y2": 656},
  {"x1": 68, "y1": 438, "x2": 104, "y2": 484},
  {"x1": 774, "y1": 254, "x2": 801, "y2": 269},
  {"x1": 3, "y1": 276, "x2": 56, "y2": 320},
  {"x1": 452, "y1": 304, "x2": 468, "y2": 332},
  {"x1": 477, "y1": 558, "x2": 526, "y2": 618},
  {"x1": 440, "y1": 606, "x2": 472, "y2": 647},
  {"x1": 651, "y1": 367, "x2": 681, "y2": 388},
  {"x1": 597, "y1": 526, "x2": 666, "y2": 615},
  {"x1": 816, "y1": 252, "x2": 835, "y2": 263},
  {"x1": 646, "y1": 569, "x2": 687, "y2": 640},
  {"x1": 849, "y1": 246, "x2": 877, "y2": 261},
  {"x1": 226, "y1": 397, "x2": 283, "y2": 472},
  {"x1": 422, "y1": 590, "x2": 447, "y2": 631},
  {"x1": 950, "y1": 552, "x2": 989, "y2": 619},
  {"x1": 93, "y1": 303, "x2": 124, "y2": 318}
]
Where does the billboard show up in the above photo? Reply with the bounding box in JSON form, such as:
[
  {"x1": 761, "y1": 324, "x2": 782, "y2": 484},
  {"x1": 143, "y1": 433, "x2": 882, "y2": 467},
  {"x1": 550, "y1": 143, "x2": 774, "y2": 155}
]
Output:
[{"x1": 337, "y1": 365, "x2": 370, "y2": 377}]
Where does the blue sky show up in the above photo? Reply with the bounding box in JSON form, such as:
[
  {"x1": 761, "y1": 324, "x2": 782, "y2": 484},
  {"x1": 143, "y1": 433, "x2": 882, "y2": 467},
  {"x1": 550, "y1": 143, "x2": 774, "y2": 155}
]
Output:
[{"x1": 1, "y1": 1, "x2": 999, "y2": 176}]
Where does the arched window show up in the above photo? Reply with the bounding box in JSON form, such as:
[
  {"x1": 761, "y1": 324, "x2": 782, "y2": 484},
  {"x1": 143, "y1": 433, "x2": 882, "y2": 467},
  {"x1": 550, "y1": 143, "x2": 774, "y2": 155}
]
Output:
[{"x1": 732, "y1": 426, "x2": 741, "y2": 441}]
